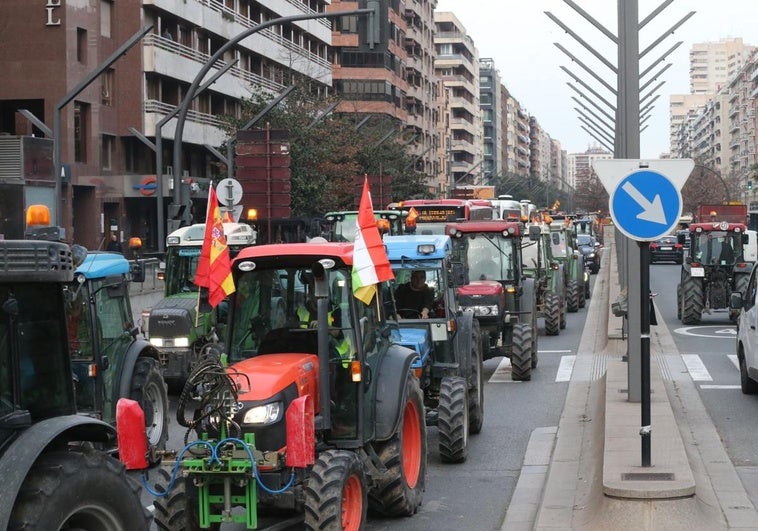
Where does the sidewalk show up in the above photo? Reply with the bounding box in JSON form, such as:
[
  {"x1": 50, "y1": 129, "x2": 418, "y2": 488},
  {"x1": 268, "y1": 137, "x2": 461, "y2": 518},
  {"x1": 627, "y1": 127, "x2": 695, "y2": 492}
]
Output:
[{"x1": 503, "y1": 229, "x2": 758, "y2": 530}]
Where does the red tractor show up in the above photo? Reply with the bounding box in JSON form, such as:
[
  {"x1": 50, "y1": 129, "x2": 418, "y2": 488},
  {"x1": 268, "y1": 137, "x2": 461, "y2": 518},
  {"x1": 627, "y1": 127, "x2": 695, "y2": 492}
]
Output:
[
  {"x1": 131, "y1": 241, "x2": 427, "y2": 530},
  {"x1": 446, "y1": 221, "x2": 538, "y2": 381}
]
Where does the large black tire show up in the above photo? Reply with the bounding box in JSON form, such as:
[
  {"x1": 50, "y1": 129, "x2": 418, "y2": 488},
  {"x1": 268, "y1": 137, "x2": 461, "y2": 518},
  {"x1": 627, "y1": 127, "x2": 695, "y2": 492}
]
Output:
[
  {"x1": 511, "y1": 323, "x2": 533, "y2": 381},
  {"x1": 437, "y1": 376, "x2": 469, "y2": 463},
  {"x1": 676, "y1": 283, "x2": 682, "y2": 320},
  {"x1": 567, "y1": 280, "x2": 579, "y2": 313},
  {"x1": 468, "y1": 321, "x2": 484, "y2": 435},
  {"x1": 740, "y1": 352, "x2": 758, "y2": 395},
  {"x1": 153, "y1": 465, "x2": 220, "y2": 531},
  {"x1": 543, "y1": 291, "x2": 560, "y2": 336},
  {"x1": 368, "y1": 376, "x2": 426, "y2": 516},
  {"x1": 304, "y1": 450, "x2": 367, "y2": 531},
  {"x1": 131, "y1": 356, "x2": 170, "y2": 449},
  {"x1": 681, "y1": 277, "x2": 704, "y2": 325},
  {"x1": 585, "y1": 277, "x2": 591, "y2": 299},
  {"x1": 9, "y1": 447, "x2": 151, "y2": 531}
]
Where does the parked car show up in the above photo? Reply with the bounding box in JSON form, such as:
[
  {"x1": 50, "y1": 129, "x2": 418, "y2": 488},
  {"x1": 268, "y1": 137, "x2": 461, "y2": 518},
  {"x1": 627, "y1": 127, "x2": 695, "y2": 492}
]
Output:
[
  {"x1": 577, "y1": 234, "x2": 600, "y2": 273},
  {"x1": 730, "y1": 268, "x2": 758, "y2": 393},
  {"x1": 650, "y1": 235, "x2": 683, "y2": 264}
]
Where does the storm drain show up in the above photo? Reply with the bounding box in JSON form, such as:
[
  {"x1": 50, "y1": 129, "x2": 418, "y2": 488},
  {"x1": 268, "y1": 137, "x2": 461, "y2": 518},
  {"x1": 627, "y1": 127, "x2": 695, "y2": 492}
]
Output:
[{"x1": 621, "y1": 472, "x2": 675, "y2": 481}]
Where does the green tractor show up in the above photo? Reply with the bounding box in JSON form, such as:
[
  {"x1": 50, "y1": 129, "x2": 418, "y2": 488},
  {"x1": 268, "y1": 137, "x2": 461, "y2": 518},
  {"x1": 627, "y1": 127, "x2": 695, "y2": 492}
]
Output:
[
  {"x1": 548, "y1": 219, "x2": 589, "y2": 312},
  {"x1": 521, "y1": 223, "x2": 567, "y2": 336}
]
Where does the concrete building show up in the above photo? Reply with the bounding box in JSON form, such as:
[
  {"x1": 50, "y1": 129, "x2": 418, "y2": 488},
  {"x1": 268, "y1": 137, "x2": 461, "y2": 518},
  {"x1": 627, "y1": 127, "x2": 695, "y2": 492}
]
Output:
[
  {"x1": 567, "y1": 145, "x2": 612, "y2": 192},
  {"x1": 0, "y1": 0, "x2": 331, "y2": 250},
  {"x1": 479, "y1": 58, "x2": 501, "y2": 183},
  {"x1": 328, "y1": 0, "x2": 443, "y2": 193},
  {"x1": 434, "y1": 11, "x2": 481, "y2": 188},
  {"x1": 669, "y1": 38, "x2": 754, "y2": 154}
]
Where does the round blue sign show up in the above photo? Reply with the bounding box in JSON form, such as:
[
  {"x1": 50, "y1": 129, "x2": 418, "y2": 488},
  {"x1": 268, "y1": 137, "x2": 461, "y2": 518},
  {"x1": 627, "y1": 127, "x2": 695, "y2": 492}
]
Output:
[{"x1": 610, "y1": 169, "x2": 682, "y2": 241}]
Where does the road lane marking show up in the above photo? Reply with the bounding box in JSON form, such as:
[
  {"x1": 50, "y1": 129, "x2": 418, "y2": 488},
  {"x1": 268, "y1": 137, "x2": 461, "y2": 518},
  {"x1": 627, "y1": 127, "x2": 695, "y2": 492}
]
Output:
[
  {"x1": 682, "y1": 354, "x2": 712, "y2": 381},
  {"x1": 728, "y1": 354, "x2": 739, "y2": 371},
  {"x1": 700, "y1": 385, "x2": 741, "y2": 390},
  {"x1": 489, "y1": 357, "x2": 518, "y2": 383},
  {"x1": 555, "y1": 355, "x2": 575, "y2": 382},
  {"x1": 674, "y1": 326, "x2": 736, "y2": 339},
  {"x1": 539, "y1": 350, "x2": 572, "y2": 353}
]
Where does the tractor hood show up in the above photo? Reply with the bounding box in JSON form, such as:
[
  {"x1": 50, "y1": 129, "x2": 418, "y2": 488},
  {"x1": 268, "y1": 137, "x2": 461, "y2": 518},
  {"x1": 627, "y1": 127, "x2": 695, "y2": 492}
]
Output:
[
  {"x1": 230, "y1": 353, "x2": 319, "y2": 403},
  {"x1": 457, "y1": 281, "x2": 504, "y2": 297}
]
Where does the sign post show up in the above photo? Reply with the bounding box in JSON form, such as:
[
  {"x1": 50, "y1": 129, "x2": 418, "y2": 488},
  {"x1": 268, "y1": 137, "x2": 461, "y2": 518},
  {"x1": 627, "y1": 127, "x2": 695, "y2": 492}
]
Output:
[{"x1": 593, "y1": 158, "x2": 693, "y2": 466}]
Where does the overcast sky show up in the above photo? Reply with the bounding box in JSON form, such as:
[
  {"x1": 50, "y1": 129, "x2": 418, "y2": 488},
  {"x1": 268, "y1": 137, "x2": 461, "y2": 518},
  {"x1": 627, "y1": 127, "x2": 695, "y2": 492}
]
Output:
[{"x1": 434, "y1": 1, "x2": 758, "y2": 158}]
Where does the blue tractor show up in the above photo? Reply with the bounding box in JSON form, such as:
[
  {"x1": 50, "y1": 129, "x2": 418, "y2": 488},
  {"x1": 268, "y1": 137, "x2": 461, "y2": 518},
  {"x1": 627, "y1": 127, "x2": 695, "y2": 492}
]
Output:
[{"x1": 384, "y1": 235, "x2": 483, "y2": 463}]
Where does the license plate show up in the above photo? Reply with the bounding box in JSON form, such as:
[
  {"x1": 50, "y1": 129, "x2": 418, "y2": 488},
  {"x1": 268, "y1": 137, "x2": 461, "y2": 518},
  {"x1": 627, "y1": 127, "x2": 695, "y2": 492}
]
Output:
[
  {"x1": 660, "y1": 246, "x2": 672, "y2": 251},
  {"x1": 691, "y1": 267, "x2": 705, "y2": 277}
]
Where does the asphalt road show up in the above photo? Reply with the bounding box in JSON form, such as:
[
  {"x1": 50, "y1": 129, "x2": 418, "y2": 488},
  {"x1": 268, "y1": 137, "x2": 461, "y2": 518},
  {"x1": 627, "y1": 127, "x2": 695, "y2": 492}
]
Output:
[{"x1": 650, "y1": 262, "x2": 758, "y2": 510}]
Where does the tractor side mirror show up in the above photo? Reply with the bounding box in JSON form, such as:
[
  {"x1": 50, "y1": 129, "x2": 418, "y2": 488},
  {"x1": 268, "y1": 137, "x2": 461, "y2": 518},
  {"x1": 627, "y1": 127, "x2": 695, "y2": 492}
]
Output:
[
  {"x1": 742, "y1": 233, "x2": 749, "y2": 245},
  {"x1": 730, "y1": 291, "x2": 743, "y2": 311}
]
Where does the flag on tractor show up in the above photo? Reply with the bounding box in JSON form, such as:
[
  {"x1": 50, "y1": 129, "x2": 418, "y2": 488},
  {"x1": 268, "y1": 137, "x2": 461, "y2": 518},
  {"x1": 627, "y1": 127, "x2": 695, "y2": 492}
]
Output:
[
  {"x1": 194, "y1": 185, "x2": 235, "y2": 307},
  {"x1": 352, "y1": 177, "x2": 394, "y2": 304}
]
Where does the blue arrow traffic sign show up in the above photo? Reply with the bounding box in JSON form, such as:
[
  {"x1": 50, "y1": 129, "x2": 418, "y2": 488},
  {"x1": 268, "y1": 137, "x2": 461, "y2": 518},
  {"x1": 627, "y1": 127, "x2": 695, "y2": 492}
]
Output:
[{"x1": 609, "y1": 169, "x2": 682, "y2": 241}]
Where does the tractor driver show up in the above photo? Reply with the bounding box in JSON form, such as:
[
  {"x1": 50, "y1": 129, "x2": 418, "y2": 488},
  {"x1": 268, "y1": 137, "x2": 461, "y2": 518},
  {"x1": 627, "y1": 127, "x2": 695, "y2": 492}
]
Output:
[{"x1": 394, "y1": 270, "x2": 434, "y2": 318}]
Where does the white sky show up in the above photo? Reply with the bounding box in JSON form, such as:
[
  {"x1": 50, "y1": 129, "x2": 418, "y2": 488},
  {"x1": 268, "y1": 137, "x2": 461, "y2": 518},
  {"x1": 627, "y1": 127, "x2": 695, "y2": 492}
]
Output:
[{"x1": 434, "y1": 1, "x2": 758, "y2": 158}]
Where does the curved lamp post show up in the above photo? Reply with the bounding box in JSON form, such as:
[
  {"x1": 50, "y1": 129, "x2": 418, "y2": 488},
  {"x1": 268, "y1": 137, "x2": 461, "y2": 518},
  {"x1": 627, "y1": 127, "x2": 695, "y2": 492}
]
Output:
[{"x1": 170, "y1": 8, "x2": 375, "y2": 226}]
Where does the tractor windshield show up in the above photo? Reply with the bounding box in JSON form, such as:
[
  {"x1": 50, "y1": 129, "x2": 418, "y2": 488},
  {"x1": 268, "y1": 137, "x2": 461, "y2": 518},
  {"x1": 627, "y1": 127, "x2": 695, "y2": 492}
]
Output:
[
  {"x1": 453, "y1": 233, "x2": 518, "y2": 281},
  {"x1": 227, "y1": 266, "x2": 356, "y2": 363},
  {"x1": 164, "y1": 246, "x2": 201, "y2": 295},
  {"x1": 692, "y1": 231, "x2": 742, "y2": 265}
]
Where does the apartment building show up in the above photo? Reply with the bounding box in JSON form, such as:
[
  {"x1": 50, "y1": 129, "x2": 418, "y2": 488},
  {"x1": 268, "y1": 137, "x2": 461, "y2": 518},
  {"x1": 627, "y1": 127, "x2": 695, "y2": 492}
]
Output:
[
  {"x1": 567, "y1": 145, "x2": 612, "y2": 192},
  {"x1": 434, "y1": 11, "x2": 481, "y2": 188},
  {"x1": 0, "y1": 0, "x2": 331, "y2": 250},
  {"x1": 669, "y1": 38, "x2": 754, "y2": 154},
  {"x1": 479, "y1": 58, "x2": 501, "y2": 182}
]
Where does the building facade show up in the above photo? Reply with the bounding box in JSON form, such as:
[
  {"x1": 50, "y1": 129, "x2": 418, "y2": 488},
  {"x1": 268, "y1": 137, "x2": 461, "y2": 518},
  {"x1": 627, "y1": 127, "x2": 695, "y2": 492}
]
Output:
[
  {"x1": 434, "y1": 11, "x2": 481, "y2": 188},
  {"x1": 0, "y1": 0, "x2": 331, "y2": 251}
]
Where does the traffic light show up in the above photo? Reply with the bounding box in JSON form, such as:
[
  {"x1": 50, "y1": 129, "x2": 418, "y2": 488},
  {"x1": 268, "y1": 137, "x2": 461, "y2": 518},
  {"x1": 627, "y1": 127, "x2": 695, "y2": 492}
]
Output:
[{"x1": 748, "y1": 180, "x2": 753, "y2": 191}]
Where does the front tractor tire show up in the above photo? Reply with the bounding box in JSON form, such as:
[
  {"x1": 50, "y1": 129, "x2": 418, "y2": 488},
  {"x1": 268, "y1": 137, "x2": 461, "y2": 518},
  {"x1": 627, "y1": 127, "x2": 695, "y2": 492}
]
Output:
[
  {"x1": 131, "y1": 356, "x2": 169, "y2": 449},
  {"x1": 153, "y1": 465, "x2": 220, "y2": 531},
  {"x1": 543, "y1": 291, "x2": 561, "y2": 336},
  {"x1": 437, "y1": 376, "x2": 469, "y2": 463},
  {"x1": 304, "y1": 450, "x2": 367, "y2": 531},
  {"x1": 681, "y1": 276, "x2": 704, "y2": 325},
  {"x1": 468, "y1": 322, "x2": 485, "y2": 435},
  {"x1": 368, "y1": 375, "x2": 426, "y2": 516},
  {"x1": 510, "y1": 323, "x2": 534, "y2": 381},
  {"x1": 10, "y1": 447, "x2": 151, "y2": 531},
  {"x1": 567, "y1": 280, "x2": 579, "y2": 313}
]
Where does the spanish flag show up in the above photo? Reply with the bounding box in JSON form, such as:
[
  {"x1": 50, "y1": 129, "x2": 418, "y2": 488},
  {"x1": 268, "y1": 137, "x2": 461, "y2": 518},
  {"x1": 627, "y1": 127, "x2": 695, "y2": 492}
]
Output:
[
  {"x1": 194, "y1": 185, "x2": 235, "y2": 307},
  {"x1": 351, "y1": 178, "x2": 394, "y2": 304}
]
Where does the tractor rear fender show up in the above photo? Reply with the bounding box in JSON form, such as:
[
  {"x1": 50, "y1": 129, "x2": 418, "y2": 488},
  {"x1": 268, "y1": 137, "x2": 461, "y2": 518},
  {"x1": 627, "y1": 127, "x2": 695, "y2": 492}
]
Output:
[
  {"x1": 373, "y1": 344, "x2": 418, "y2": 441},
  {"x1": 117, "y1": 340, "x2": 162, "y2": 400},
  {"x1": 0, "y1": 416, "x2": 115, "y2": 530}
]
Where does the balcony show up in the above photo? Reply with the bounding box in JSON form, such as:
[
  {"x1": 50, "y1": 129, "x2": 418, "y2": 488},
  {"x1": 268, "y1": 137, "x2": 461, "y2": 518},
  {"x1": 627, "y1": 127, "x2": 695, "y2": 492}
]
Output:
[{"x1": 143, "y1": 100, "x2": 227, "y2": 146}]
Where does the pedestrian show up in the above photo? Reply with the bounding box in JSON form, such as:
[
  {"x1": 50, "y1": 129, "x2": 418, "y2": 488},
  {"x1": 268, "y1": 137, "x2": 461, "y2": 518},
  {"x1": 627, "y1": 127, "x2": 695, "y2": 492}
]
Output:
[{"x1": 106, "y1": 234, "x2": 123, "y2": 253}]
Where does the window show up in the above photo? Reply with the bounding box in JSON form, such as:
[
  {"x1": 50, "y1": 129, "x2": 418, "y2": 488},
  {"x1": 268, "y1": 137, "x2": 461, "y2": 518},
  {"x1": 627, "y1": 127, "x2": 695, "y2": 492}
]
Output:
[
  {"x1": 100, "y1": 0, "x2": 112, "y2": 38},
  {"x1": 101, "y1": 134, "x2": 114, "y2": 170},
  {"x1": 101, "y1": 68, "x2": 114, "y2": 105},
  {"x1": 74, "y1": 102, "x2": 89, "y2": 163},
  {"x1": 77, "y1": 28, "x2": 87, "y2": 63}
]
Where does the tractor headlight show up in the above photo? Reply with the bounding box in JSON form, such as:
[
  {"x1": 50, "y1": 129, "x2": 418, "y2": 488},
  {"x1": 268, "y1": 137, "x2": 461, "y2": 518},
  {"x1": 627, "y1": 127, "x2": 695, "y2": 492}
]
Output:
[
  {"x1": 149, "y1": 337, "x2": 164, "y2": 347},
  {"x1": 588, "y1": 252, "x2": 596, "y2": 258},
  {"x1": 174, "y1": 337, "x2": 190, "y2": 348},
  {"x1": 243, "y1": 402, "x2": 282, "y2": 425}
]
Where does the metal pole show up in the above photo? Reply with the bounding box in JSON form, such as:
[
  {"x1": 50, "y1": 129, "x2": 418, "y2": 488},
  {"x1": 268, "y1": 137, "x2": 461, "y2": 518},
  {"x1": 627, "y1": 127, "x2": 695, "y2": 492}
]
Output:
[{"x1": 640, "y1": 241, "x2": 651, "y2": 466}]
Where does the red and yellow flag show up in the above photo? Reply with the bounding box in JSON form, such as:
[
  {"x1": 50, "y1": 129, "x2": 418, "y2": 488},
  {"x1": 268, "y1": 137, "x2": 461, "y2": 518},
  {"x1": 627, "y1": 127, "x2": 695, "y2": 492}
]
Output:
[{"x1": 194, "y1": 185, "x2": 235, "y2": 307}]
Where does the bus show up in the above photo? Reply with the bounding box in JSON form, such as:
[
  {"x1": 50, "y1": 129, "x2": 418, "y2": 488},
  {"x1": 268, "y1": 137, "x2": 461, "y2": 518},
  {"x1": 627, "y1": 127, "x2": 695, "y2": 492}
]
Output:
[{"x1": 397, "y1": 199, "x2": 494, "y2": 235}]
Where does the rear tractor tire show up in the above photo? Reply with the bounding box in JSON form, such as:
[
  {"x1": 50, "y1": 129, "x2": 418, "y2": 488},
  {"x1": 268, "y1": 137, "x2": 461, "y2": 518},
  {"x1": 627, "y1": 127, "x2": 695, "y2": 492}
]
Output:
[
  {"x1": 543, "y1": 291, "x2": 561, "y2": 336},
  {"x1": 510, "y1": 323, "x2": 533, "y2": 381},
  {"x1": 131, "y1": 356, "x2": 170, "y2": 449},
  {"x1": 681, "y1": 277, "x2": 704, "y2": 325},
  {"x1": 567, "y1": 280, "x2": 579, "y2": 313}
]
